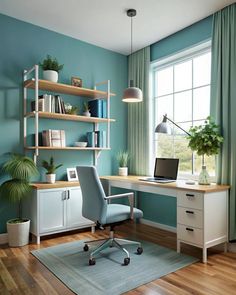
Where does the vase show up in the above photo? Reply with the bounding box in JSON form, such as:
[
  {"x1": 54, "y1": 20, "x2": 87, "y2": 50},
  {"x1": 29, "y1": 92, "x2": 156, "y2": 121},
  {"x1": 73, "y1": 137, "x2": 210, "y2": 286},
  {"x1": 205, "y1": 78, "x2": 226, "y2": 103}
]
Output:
[
  {"x1": 43, "y1": 70, "x2": 58, "y2": 82},
  {"x1": 198, "y1": 165, "x2": 210, "y2": 185},
  {"x1": 46, "y1": 174, "x2": 56, "y2": 184}
]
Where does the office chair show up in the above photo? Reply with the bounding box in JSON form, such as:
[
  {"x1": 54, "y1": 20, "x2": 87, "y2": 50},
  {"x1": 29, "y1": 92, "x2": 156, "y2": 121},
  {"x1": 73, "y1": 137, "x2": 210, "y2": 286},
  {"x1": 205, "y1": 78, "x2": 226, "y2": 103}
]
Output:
[{"x1": 76, "y1": 165, "x2": 143, "y2": 266}]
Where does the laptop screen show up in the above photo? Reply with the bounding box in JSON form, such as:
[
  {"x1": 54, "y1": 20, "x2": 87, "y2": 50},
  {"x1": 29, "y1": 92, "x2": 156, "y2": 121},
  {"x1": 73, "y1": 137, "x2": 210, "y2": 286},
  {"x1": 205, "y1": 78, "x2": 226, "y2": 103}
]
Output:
[{"x1": 154, "y1": 158, "x2": 179, "y2": 180}]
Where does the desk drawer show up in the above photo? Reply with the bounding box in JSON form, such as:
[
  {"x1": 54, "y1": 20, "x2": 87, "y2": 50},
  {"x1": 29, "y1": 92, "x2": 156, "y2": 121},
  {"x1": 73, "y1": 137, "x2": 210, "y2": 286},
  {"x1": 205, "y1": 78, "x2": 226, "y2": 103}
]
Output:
[
  {"x1": 178, "y1": 224, "x2": 203, "y2": 245},
  {"x1": 177, "y1": 191, "x2": 203, "y2": 210},
  {"x1": 177, "y1": 207, "x2": 203, "y2": 228}
]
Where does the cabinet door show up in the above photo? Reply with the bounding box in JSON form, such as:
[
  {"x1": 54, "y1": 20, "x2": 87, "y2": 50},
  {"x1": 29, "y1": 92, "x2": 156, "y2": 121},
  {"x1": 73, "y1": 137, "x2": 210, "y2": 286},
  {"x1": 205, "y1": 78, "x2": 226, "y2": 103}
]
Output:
[
  {"x1": 39, "y1": 188, "x2": 66, "y2": 234},
  {"x1": 66, "y1": 187, "x2": 93, "y2": 228}
]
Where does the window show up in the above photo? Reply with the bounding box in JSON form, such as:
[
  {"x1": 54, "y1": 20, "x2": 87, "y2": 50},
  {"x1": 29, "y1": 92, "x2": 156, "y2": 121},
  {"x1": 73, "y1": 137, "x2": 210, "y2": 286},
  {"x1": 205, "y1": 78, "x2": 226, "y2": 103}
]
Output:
[{"x1": 151, "y1": 42, "x2": 214, "y2": 178}]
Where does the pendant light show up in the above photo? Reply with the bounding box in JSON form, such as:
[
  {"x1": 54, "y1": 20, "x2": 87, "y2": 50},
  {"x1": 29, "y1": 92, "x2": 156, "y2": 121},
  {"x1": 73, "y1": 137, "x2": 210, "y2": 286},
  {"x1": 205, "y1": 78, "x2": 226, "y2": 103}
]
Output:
[{"x1": 122, "y1": 9, "x2": 143, "y2": 103}]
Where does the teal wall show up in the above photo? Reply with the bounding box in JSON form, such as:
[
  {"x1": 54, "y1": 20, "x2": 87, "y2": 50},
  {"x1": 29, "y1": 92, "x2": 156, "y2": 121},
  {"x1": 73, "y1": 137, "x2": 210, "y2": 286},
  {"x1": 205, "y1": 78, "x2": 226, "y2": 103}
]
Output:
[
  {"x1": 140, "y1": 16, "x2": 213, "y2": 227},
  {"x1": 0, "y1": 14, "x2": 128, "y2": 233}
]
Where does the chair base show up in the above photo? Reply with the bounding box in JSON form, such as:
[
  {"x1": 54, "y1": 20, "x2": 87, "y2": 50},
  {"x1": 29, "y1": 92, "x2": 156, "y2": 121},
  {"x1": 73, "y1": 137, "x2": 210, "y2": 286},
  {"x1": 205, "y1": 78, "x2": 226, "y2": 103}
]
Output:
[{"x1": 84, "y1": 231, "x2": 143, "y2": 265}]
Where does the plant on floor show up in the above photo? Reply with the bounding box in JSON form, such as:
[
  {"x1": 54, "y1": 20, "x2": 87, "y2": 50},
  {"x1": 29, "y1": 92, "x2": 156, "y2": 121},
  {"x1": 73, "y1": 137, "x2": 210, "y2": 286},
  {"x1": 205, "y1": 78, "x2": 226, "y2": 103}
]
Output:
[
  {"x1": 39, "y1": 55, "x2": 64, "y2": 72},
  {"x1": 0, "y1": 154, "x2": 38, "y2": 222}
]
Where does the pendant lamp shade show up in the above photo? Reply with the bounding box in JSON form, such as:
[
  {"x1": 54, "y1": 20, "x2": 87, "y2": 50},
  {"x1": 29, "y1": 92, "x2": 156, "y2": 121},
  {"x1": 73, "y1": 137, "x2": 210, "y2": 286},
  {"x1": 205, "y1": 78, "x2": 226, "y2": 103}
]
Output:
[
  {"x1": 122, "y1": 80, "x2": 143, "y2": 102},
  {"x1": 122, "y1": 9, "x2": 143, "y2": 103}
]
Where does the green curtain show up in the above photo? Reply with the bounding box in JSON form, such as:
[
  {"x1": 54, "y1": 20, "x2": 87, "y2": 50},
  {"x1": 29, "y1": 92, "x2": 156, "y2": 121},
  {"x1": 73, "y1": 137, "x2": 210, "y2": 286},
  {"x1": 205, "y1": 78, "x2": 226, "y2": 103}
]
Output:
[
  {"x1": 127, "y1": 46, "x2": 150, "y2": 175},
  {"x1": 210, "y1": 3, "x2": 236, "y2": 240}
]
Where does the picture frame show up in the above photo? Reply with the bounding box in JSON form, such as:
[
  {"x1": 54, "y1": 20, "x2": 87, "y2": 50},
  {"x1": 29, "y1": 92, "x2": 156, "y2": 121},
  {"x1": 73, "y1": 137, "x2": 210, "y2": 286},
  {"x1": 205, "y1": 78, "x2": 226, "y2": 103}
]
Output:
[
  {"x1": 67, "y1": 168, "x2": 78, "y2": 181},
  {"x1": 71, "y1": 76, "x2": 82, "y2": 87}
]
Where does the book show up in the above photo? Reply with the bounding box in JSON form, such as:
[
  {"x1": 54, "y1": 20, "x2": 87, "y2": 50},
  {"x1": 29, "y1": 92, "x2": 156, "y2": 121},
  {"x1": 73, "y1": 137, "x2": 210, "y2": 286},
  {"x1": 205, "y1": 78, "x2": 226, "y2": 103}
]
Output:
[
  {"x1": 44, "y1": 94, "x2": 52, "y2": 112},
  {"x1": 88, "y1": 100, "x2": 103, "y2": 118},
  {"x1": 95, "y1": 131, "x2": 106, "y2": 147},
  {"x1": 31, "y1": 98, "x2": 45, "y2": 112},
  {"x1": 102, "y1": 100, "x2": 107, "y2": 118},
  {"x1": 87, "y1": 132, "x2": 95, "y2": 147},
  {"x1": 42, "y1": 129, "x2": 66, "y2": 147}
]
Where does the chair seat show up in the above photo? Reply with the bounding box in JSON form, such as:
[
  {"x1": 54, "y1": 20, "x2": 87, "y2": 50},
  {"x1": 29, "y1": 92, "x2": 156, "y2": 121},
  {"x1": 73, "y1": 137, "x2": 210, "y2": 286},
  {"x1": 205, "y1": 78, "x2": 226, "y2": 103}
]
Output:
[{"x1": 106, "y1": 204, "x2": 143, "y2": 224}]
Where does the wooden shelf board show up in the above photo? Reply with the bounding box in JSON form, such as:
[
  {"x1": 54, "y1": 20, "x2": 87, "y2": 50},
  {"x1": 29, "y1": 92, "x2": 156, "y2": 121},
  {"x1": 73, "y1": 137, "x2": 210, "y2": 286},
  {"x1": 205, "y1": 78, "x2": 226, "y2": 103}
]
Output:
[
  {"x1": 25, "y1": 112, "x2": 115, "y2": 123},
  {"x1": 25, "y1": 146, "x2": 110, "y2": 151},
  {"x1": 24, "y1": 79, "x2": 116, "y2": 98}
]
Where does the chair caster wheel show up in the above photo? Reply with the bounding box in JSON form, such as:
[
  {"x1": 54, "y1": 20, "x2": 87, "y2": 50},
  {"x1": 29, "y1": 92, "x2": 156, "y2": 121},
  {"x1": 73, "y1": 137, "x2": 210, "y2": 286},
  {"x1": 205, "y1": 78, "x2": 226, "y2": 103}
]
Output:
[
  {"x1": 84, "y1": 244, "x2": 89, "y2": 251},
  {"x1": 89, "y1": 258, "x2": 96, "y2": 266},
  {"x1": 137, "y1": 247, "x2": 143, "y2": 255},
  {"x1": 124, "y1": 257, "x2": 130, "y2": 265}
]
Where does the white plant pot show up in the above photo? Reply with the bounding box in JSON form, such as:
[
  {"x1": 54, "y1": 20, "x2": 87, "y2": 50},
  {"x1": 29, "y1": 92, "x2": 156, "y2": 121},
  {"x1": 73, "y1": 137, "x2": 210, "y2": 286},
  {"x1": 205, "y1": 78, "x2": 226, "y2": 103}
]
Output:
[
  {"x1": 119, "y1": 167, "x2": 128, "y2": 176},
  {"x1": 7, "y1": 219, "x2": 30, "y2": 247},
  {"x1": 43, "y1": 70, "x2": 58, "y2": 82},
  {"x1": 46, "y1": 174, "x2": 56, "y2": 184},
  {"x1": 83, "y1": 111, "x2": 91, "y2": 117}
]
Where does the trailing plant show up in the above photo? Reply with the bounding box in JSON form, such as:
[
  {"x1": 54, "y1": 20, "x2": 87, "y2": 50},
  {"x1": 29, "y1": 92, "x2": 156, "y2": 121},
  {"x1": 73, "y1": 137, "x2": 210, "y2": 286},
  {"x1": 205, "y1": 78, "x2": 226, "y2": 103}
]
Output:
[
  {"x1": 117, "y1": 151, "x2": 130, "y2": 167},
  {"x1": 187, "y1": 116, "x2": 223, "y2": 165},
  {"x1": 42, "y1": 157, "x2": 63, "y2": 174},
  {"x1": 0, "y1": 154, "x2": 38, "y2": 221},
  {"x1": 39, "y1": 55, "x2": 64, "y2": 72}
]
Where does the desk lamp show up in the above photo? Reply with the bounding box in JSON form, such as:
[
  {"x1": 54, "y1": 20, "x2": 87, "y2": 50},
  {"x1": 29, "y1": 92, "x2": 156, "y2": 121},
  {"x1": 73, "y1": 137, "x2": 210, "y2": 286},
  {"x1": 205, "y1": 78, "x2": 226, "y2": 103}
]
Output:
[{"x1": 155, "y1": 114, "x2": 190, "y2": 136}]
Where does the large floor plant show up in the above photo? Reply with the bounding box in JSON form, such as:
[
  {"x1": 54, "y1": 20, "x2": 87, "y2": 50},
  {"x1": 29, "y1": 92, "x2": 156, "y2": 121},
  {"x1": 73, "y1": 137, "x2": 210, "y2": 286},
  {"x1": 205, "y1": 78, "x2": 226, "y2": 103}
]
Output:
[{"x1": 0, "y1": 154, "x2": 38, "y2": 246}]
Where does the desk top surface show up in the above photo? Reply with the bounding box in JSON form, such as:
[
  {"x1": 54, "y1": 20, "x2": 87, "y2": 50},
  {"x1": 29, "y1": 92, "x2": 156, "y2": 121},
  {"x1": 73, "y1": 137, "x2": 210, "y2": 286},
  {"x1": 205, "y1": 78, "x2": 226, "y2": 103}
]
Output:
[
  {"x1": 32, "y1": 181, "x2": 80, "y2": 190},
  {"x1": 101, "y1": 175, "x2": 230, "y2": 193}
]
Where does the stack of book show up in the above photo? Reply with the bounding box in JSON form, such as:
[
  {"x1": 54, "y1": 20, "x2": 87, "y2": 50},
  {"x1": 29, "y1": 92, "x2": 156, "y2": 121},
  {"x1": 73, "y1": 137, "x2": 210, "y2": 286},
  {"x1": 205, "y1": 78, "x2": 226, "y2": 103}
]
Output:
[
  {"x1": 88, "y1": 100, "x2": 107, "y2": 118},
  {"x1": 31, "y1": 94, "x2": 66, "y2": 114},
  {"x1": 42, "y1": 130, "x2": 66, "y2": 147},
  {"x1": 87, "y1": 131, "x2": 106, "y2": 148}
]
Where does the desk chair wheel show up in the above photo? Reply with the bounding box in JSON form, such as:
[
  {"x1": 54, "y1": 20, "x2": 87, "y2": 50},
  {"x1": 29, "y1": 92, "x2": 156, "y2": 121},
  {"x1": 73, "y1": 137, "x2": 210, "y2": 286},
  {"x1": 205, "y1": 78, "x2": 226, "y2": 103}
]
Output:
[
  {"x1": 83, "y1": 244, "x2": 89, "y2": 251},
  {"x1": 89, "y1": 258, "x2": 96, "y2": 266},
  {"x1": 124, "y1": 257, "x2": 130, "y2": 265},
  {"x1": 137, "y1": 247, "x2": 143, "y2": 255}
]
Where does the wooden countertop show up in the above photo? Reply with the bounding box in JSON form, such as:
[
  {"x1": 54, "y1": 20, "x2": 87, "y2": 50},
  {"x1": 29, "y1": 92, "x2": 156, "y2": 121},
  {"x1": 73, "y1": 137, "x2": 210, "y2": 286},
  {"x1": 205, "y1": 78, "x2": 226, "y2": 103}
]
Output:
[
  {"x1": 31, "y1": 181, "x2": 80, "y2": 190},
  {"x1": 100, "y1": 175, "x2": 230, "y2": 193}
]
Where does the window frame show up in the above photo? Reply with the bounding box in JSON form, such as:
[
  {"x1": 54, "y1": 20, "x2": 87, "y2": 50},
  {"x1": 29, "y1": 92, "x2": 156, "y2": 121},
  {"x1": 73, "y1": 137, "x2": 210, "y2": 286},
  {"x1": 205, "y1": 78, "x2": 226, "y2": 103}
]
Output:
[{"x1": 150, "y1": 40, "x2": 214, "y2": 180}]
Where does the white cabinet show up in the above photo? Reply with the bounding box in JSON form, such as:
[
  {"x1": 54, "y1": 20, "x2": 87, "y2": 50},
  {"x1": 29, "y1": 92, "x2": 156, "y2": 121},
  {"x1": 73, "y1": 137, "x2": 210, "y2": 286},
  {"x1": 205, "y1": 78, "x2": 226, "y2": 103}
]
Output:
[
  {"x1": 24, "y1": 184, "x2": 95, "y2": 244},
  {"x1": 177, "y1": 189, "x2": 228, "y2": 263}
]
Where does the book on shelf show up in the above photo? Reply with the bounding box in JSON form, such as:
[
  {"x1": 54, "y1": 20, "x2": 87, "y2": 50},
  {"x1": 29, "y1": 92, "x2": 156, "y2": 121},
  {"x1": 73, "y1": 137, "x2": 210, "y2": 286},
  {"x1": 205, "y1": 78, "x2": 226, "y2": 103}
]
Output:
[
  {"x1": 42, "y1": 129, "x2": 66, "y2": 147},
  {"x1": 87, "y1": 131, "x2": 106, "y2": 148},
  {"x1": 88, "y1": 100, "x2": 107, "y2": 118},
  {"x1": 31, "y1": 98, "x2": 45, "y2": 112},
  {"x1": 31, "y1": 94, "x2": 66, "y2": 114}
]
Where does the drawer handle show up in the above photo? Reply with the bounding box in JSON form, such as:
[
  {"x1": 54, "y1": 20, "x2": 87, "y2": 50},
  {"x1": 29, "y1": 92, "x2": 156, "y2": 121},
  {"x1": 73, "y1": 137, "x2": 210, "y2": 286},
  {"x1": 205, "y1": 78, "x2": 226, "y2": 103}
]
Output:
[
  {"x1": 186, "y1": 193, "x2": 195, "y2": 197},
  {"x1": 186, "y1": 227, "x2": 194, "y2": 232},
  {"x1": 186, "y1": 210, "x2": 194, "y2": 214}
]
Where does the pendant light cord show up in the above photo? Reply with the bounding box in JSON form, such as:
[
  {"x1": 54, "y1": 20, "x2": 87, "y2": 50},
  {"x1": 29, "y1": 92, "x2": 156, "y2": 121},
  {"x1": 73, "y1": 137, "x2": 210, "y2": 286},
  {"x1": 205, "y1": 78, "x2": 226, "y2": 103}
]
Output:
[{"x1": 131, "y1": 15, "x2": 133, "y2": 56}]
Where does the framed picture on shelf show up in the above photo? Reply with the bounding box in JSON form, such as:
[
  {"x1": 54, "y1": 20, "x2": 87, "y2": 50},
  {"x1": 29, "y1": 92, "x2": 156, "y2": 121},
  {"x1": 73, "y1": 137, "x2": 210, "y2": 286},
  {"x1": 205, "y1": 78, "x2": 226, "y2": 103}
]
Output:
[
  {"x1": 71, "y1": 76, "x2": 82, "y2": 87},
  {"x1": 67, "y1": 168, "x2": 78, "y2": 181}
]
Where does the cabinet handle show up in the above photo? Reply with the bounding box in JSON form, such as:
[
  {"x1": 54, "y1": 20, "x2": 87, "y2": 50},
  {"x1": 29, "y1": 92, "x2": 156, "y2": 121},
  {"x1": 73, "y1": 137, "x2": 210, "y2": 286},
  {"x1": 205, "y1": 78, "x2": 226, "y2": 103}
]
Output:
[
  {"x1": 186, "y1": 193, "x2": 195, "y2": 197},
  {"x1": 186, "y1": 227, "x2": 194, "y2": 232},
  {"x1": 62, "y1": 191, "x2": 67, "y2": 200},
  {"x1": 186, "y1": 210, "x2": 194, "y2": 214},
  {"x1": 67, "y1": 190, "x2": 70, "y2": 200}
]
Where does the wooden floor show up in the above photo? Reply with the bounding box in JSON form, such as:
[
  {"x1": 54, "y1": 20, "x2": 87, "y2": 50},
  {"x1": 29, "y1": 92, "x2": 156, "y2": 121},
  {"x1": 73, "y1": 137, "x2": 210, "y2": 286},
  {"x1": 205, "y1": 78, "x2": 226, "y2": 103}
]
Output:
[{"x1": 1, "y1": 223, "x2": 236, "y2": 295}]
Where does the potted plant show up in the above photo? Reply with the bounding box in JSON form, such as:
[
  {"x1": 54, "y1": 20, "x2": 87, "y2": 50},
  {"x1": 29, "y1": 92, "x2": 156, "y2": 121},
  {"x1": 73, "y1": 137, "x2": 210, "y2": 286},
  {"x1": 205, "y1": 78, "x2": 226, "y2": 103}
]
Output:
[
  {"x1": 117, "y1": 151, "x2": 130, "y2": 176},
  {"x1": 64, "y1": 103, "x2": 78, "y2": 115},
  {"x1": 42, "y1": 157, "x2": 63, "y2": 184},
  {"x1": 39, "y1": 55, "x2": 64, "y2": 83},
  {"x1": 0, "y1": 154, "x2": 38, "y2": 247},
  {"x1": 188, "y1": 116, "x2": 223, "y2": 185},
  {"x1": 83, "y1": 102, "x2": 91, "y2": 117}
]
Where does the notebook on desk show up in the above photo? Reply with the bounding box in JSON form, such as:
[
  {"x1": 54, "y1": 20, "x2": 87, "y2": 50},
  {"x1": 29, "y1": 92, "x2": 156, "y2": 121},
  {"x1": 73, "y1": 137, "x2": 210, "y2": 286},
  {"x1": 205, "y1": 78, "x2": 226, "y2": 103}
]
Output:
[{"x1": 140, "y1": 158, "x2": 179, "y2": 183}]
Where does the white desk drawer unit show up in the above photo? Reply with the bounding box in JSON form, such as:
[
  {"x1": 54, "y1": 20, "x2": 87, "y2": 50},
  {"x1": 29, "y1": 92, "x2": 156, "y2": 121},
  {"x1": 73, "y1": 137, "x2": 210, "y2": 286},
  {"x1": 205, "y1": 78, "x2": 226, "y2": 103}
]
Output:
[{"x1": 177, "y1": 189, "x2": 228, "y2": 263}]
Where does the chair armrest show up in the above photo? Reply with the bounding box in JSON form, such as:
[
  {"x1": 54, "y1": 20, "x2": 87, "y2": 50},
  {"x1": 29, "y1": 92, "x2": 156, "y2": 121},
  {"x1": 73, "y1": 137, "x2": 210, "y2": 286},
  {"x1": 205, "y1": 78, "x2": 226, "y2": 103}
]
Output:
[{"x1": 105, "y1": 192, "x2": 134, "y2": 219}]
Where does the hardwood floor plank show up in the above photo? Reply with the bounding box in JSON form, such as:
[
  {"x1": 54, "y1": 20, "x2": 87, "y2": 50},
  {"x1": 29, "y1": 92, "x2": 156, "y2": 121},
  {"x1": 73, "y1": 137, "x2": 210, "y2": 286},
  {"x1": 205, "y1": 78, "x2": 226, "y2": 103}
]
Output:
[{"x1": 1, "y1": 224, "x2": 236, "y2": 295}]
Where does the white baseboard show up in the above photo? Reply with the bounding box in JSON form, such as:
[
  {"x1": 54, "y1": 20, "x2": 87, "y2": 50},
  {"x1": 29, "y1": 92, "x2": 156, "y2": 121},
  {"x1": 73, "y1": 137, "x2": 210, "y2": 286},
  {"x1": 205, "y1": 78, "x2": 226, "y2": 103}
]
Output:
[
  {"x1": 140, "y1": 218, "x2": 177, "y2": 233},
  {"x1": 0, "y1": 233, "x2": 8, "y2": 245}
]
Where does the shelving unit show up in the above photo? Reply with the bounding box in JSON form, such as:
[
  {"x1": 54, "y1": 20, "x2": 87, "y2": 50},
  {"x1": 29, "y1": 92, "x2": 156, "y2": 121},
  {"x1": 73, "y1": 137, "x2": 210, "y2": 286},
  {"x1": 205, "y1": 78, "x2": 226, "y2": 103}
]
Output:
[{"x1": 23, "y1": 65, "x2": 116, "y2": 165}]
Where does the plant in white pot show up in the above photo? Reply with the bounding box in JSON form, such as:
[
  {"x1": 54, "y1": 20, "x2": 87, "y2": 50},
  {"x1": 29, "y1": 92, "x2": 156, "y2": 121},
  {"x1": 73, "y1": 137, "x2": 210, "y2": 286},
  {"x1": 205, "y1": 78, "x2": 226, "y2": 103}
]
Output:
[
  {"x1": 83, "y1": 102, "x2": 91, "y2": 117},
  {"x1": 0, "y1": 154, "x2": 38, "y2": 247},
  {"x1": 188, "y1": 116, "x2": 223, "y2": 185},
  {"x1": 117, "y1": 151, "x2": 130, "y2": 176},
  {"x1": 42, "y1": 157, "x2": 63, "y2": 184},
  {"x1": 40, "y1": 55, "x2": 64, "y2": 83}
]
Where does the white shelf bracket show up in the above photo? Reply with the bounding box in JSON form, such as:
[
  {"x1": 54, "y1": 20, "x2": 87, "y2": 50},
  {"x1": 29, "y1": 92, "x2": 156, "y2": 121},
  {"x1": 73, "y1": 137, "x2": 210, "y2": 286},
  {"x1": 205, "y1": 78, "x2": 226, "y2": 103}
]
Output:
[{"x1": 94, "y1": 150, "x2": 101, "y2": 166}]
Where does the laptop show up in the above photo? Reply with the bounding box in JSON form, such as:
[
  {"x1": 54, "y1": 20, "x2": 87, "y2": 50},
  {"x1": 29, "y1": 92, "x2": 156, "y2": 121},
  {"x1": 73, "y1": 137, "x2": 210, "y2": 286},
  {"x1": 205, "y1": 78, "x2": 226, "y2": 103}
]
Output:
[{"x1": 140, "y1": 158, "x2": 179, "y2": 183}]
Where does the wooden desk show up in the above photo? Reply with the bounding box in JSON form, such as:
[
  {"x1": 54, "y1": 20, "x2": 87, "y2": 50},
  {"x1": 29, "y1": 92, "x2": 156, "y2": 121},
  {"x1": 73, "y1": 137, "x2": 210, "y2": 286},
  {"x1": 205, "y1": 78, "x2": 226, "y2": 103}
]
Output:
[{"x1": 101, "y1": 175, "x2": 230, "y2": 263}]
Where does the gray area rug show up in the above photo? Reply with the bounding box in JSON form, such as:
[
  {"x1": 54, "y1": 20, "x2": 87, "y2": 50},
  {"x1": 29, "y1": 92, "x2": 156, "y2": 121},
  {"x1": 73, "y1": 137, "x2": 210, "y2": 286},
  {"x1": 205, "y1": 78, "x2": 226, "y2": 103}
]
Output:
[{"x1": 31, "y1": 239, "x2": 198, "y2": 295}]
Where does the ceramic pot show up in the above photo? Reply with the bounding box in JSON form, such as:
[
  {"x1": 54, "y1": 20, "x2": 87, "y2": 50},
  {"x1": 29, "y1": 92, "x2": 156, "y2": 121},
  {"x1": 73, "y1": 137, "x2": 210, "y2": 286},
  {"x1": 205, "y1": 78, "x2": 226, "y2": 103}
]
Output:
[
  {"x1": 43, "y1": 70, "x2": 58, "y2": 82},
  {"x1": 118, "y1": 167, "x2": 128, "y2": 176},
  {"x1": 46, "y1": 174, "x2": 56, "y2": 184},
  {"x1": 7, "y1": 219, "x2": 30, "y2": 247},
  {"x1": 198, "y1": 165, "x2": 210, "y2": 185},
  {"x1": 83, "y1": 111, "x2": 91, "y2": 117}
]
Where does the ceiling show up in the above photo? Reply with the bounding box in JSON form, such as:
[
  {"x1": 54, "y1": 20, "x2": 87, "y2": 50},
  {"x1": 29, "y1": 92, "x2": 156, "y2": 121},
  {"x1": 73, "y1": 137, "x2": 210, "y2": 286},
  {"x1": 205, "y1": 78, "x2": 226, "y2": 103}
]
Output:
[{"x1": 0, "y1": 0, "x2": 235, "y2": 55}]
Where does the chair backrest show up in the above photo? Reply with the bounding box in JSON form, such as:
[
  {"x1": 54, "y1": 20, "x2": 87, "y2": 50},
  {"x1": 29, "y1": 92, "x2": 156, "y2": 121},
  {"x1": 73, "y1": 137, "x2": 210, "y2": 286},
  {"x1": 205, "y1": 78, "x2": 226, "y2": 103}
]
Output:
[{"x1": 76, "y1": 166, "x2": 107, "y2": 225}]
